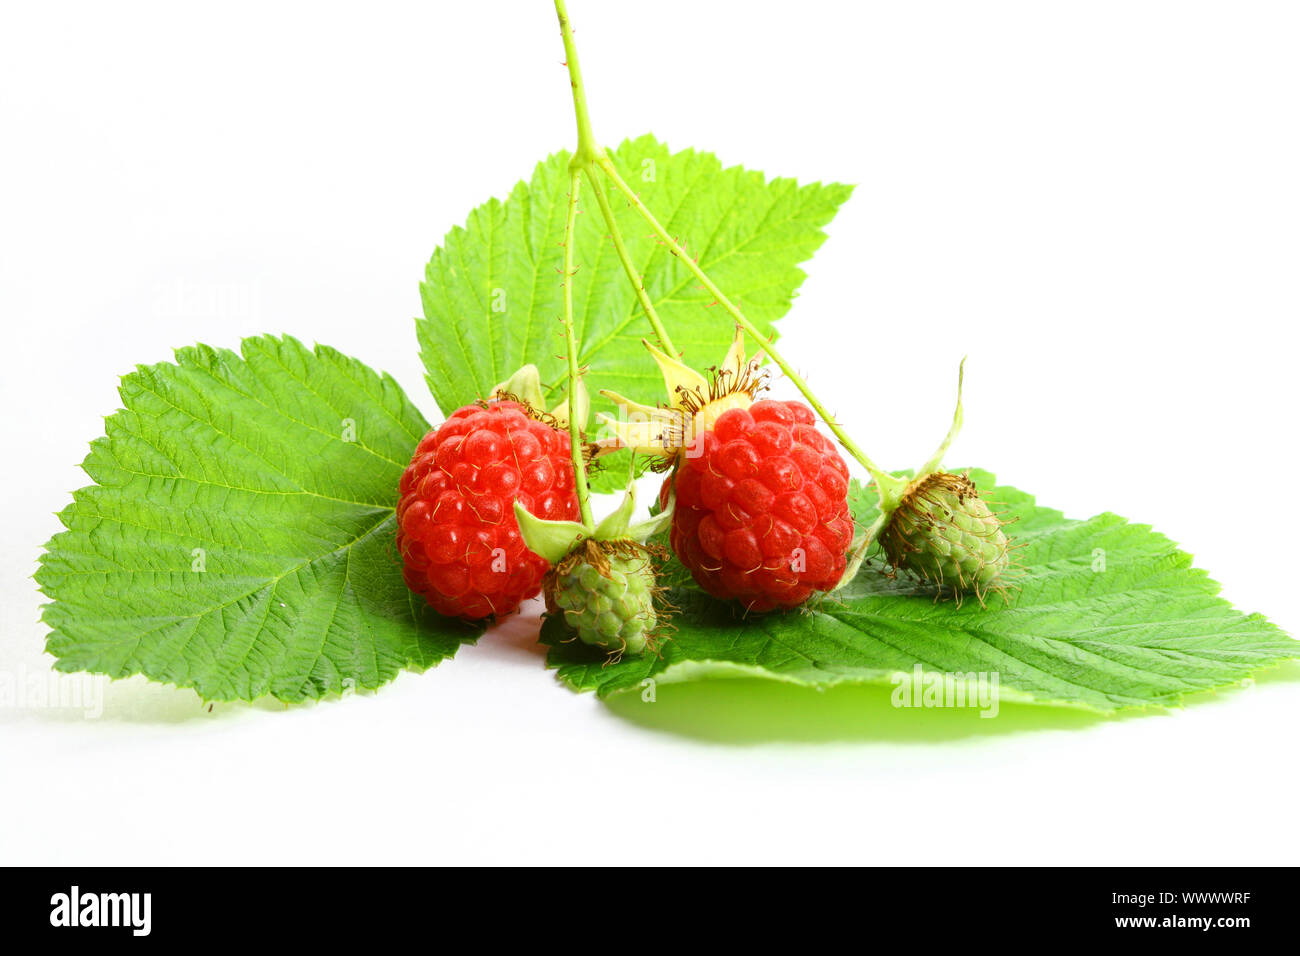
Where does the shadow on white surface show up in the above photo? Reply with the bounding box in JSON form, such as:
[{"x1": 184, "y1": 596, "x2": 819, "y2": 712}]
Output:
[
  {"x1": 597, "y1": 663, "x2": 1300, "y2": 745},
  {"x1": 11, "y1": 632, "x2": 1296, "y2": 738},
  {"x1": 467, "y1": 601, "x2": 549, "y2": 663}
]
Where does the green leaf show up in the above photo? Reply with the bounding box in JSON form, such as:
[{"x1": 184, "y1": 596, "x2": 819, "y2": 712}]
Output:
[
  {"x1": 37, "y1": 335, "x2": 479, "y2": 703},
  {"x1": 416, "y1": 134, "x2": 853, "y2": 491},
  {"x1": 545, "y1": 470, "x2": 1298, "y2": 712}
]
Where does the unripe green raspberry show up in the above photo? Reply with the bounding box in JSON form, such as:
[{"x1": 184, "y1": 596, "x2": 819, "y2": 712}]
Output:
[
  {"x1": 549, "y1": 540, "x2": 659, "y2": 655},
  {"x1": 879, "y1": 472, "x2": 1010, "y2": 602}
]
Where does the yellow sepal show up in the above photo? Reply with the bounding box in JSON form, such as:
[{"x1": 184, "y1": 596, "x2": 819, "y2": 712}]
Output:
[
  {"x1": 594, "y1": 396, "x2": 684, "y2": 459},
  {"x1": 642, "y1": 339, "x2": 709, "y2": 411},
  {"x1": 719, "y1": 325, "x2": 747, "y2": 380}
]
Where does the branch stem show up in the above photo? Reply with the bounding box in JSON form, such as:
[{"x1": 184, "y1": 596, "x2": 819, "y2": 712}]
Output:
[
  {"x1": 561, "y1": 168, "x2": 594, "y2": 527},
  {"x1": 555, "y1": 0, "x2": 603, "y2": 168}
]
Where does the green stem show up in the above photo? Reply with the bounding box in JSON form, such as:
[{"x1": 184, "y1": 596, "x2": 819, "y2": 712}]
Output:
[
  {"x1": 555, "y1": 0, "x2": 596, "y2": 527},
  {"x1": 561, "y1": 168, "x2": 595, "y2": 527},
  {"x1": 587, "y1": 173, "x2": 676, "y2": 355},
  {"x1": 555, "y1": 0, "x2": 604, "y2": 168},
  {"x1": 556, "y1": 0, "x2": 673, "y2": 357},
  {"x1": 597, "y1": 155, "x2": 895, "y2": 489}
]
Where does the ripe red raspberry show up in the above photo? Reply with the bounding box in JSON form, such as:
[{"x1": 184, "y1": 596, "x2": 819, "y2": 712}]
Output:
[
  {"x1": 396, "y1": 400, "x2": 580, "y2": 619},
  {"x1": 666, "y1": 399, "x2": 853, "y2": 612}
]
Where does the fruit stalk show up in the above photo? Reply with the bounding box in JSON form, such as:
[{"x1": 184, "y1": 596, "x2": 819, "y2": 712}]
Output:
[
  {"x1": 555, "y1": 0, "x2": 676, "y2": 356},
  {"x1": 555, "y1": 0, "x2": 602, "y2": 169},
  {"x1": 561, "y1": 165, "x2": 595, "y2": 528}
]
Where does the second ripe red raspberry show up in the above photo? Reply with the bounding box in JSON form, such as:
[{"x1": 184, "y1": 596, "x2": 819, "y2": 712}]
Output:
[{"x1": 668, "y1": 399, "x2": 853, "y2": 612}]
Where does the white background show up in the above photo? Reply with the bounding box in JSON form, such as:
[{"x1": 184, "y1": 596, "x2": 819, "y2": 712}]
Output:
[{"x1": 2, "y1": 0, "x2": 1297, "y2": 865}]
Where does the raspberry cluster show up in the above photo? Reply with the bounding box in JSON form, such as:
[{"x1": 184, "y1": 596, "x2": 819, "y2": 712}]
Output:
[
  {"x1": 397, "y1": 400, "x2": 580, "y2": 619},
  {"x1": 668, "y1": 399, "x2": 853, "y2": 612}
]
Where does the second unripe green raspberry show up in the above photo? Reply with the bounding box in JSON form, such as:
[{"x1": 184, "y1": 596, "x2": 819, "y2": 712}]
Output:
[
  {"x1": 879, "y1": 472, "x2": 1010, "y2": 601},
  {"x1": 549, "y1": 541, "x2": 659, "y2": 655}
]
